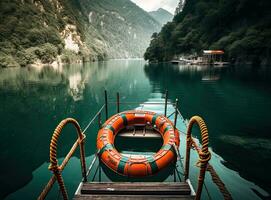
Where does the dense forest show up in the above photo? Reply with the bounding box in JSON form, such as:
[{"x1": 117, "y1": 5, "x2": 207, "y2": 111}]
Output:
[
  {"x1": 144, "y1": 0, "x2": 271, "y2": 65},
  {"x1": 0, "y1": 0, "x2": 161, "y2": 67}
]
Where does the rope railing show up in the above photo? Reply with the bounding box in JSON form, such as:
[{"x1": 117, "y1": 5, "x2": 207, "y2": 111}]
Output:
[
  {"x1": 189, "y1": 132, "x2": 232, "y2": 199},
  {"x1": 38, "y1": 89, "x2": 232, "y2": 200},
  {"x1": 185, "y1": 116, "x2": 211, "y2": 200},
  {"x1": 38, "y1": 103, "x2": 106, "y2": 200},
  {"x1": 38, "y1": 118, "x2": 87, "y2": 200},
  {"x1": 180, "y1": 115, "x2": 232, "y2": 200},
  {"x1": 206, "y1": 164, "x2": 232, "y2": 200},
  {"x1": 38, "y1": 90, "x2": 176, "y2": 199},
  {"x1": 38, "y1": 105, "x2": 105, "y2": 200}
]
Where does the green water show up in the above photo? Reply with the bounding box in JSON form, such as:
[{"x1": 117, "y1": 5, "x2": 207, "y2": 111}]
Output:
[{"x1": 1, "y1": 60, "x2": 271, "y2": 199}]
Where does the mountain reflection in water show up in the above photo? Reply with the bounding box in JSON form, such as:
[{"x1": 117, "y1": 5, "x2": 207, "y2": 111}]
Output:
[{"x1": 0, "y1": 60, "x2": 270, "y2": 199}]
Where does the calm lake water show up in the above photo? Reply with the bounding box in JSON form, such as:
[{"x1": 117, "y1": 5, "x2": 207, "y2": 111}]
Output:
[{"x1": 0, "y1": 60, "x2": 271, "y2": 199}]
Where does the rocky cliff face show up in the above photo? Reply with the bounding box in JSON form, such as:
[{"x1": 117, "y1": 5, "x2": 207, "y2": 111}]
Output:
[
  {"x1": 0, "y1": 0, "x2": 161, "y2": 67},
  {"x1": 79, "y1": 0, "x2": 161, "y2": 59},
  {"x1": 149, "y1": 8, "x2": 173, "y2": 25}
]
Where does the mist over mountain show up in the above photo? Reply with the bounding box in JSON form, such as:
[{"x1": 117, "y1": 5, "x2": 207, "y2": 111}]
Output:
[
  {"x1": 149, "y1": 8, "x2": 173, "y2": 25},
  {"x1": 0, "y1": 0, "x2": 161, "y2": 67}
]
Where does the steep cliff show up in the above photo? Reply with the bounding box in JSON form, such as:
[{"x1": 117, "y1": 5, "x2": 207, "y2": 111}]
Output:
[
  {"x1": 0, "y1": 0, "x2": 161, "y2": 67},
  {"x1": 149, "y1": 8, "x2": 173, "y2": 25}
]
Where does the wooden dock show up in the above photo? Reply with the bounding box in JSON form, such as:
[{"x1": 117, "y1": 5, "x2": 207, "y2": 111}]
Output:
[
  {"x1": 117, "y1": 126, "x2": 161, "y2": 139},
  {"x1": 74, "y1": 126, "x2": 195, "y2": 200},
  {"x1": 37, "y1": 92, "x2": 220, "y2": 200},
  {"x1": 74, "y1": 182, "x2": 194, "y2": 200}
]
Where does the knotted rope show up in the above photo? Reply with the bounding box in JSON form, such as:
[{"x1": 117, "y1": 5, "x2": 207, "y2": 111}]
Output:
[
  {"x1": 185, "y1": 116, "x2": 211, "y2": 200},
  {"x1": 185, "y1": 116, "x2": 232, "y2": 200},
  {"x1": 206, "y1": 164, "x2": 232, "y2": 200},
  {"x1": 48, "y1": 118, "x2": 87, "y2": 200}
]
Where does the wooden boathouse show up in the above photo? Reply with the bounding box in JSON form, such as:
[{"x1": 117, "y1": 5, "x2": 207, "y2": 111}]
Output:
[
  {"x1": 203, "y1": 50, "x2": 225, "y2": 65},
  {"x1": 171, "y1": 50, "x2": 229, "y2": 65}
]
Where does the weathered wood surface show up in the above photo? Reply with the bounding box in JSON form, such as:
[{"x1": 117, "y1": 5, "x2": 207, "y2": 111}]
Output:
[
  {"x1": 73, "y1": 182, "x2": 193, "y2": 200},
  {"x1": 81, "y1": 182, "x2": 190, "y2": 195},
  {"x1": 73, "y1": 194, "x2": 194, "y2": 200},
  {"x1": 117, "y1": 127, "x2": 161, "y2": 139}
]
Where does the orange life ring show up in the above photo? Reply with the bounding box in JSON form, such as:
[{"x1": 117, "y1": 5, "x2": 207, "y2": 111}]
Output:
[{"x1": 96, "y1": 110, "x2": 180, "y2": 177}]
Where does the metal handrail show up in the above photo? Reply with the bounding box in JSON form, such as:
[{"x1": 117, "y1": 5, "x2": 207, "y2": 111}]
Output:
[
  {"x1": 82, "y1": 104, "x2": 105, "y2": 133},
  {"x1": 86, "y1": 155, "x2": 98, "y2": 177}
]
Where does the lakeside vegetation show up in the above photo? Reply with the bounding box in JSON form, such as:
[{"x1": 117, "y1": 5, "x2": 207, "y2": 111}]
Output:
[
  {"x1": 0, "y1": 0, "x2": 161, "y2": 68},
  {"x1": 144, "y1": 0, "x2": 271, "y2": 65},
  {"x1": 0, "y1": 0, "x2": 81, "y2": 67}
]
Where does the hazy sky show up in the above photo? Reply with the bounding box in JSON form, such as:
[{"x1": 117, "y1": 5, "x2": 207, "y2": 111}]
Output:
[{"x1": 130, "y1": 0, "x2": 179, "y2": 14}]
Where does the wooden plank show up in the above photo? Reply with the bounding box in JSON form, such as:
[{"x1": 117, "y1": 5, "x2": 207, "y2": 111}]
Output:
[
  {"x1": 121, "y1": 154, "x2": 153, "y2": 159},
  {"x1": 118, "y1": 132, "x2": 161, "y2": 138},
  {"x1": 118, "y1": 128, "x2": 161, "y2": 139},
  {"x1": 74, "y1": 194, "x2": 194, "y2": 200},
  {"x1": 81, "y1": 182, "x2": 191, "y2": 187},
  {"x1": 80, "y1": 182, "x2": 191, "y2": 195}
]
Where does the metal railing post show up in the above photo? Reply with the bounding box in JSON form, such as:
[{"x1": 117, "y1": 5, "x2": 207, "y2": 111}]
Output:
[
  {"x1": 80, "y1": 138, "x2": 87, "y2": 183},
  {"x1": 164, "y1": 90, "x2": 168, "y2": 116},
  {"x1": 98, "y1": 112, "x2": 101, "y2": 128},
  {"x1": 184, "y1": 143, "x2": 191, "y2": 181},
  {"x1": 104, "y1": 90, "x2": 108, "y2": 120},
  {"x1": 117, "y1": 92, "x2": 120, "y2": 113},
  {"x1": 174, "y1": 98, "x2": 178, "y2": 130}
]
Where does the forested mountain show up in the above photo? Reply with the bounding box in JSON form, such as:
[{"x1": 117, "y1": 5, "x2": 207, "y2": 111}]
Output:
[
  {"x1": 0, "y1": 0, "x2": 161, "y2": 67},
  {"x1": 149, "y1": 8, "x2": 173, "y2": 25},
  {"x1": 145, "y1": 0, "x2": 271, "y2": 65}
]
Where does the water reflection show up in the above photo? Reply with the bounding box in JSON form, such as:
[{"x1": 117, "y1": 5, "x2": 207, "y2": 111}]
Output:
[
  {"x1": 1, "y1": 61, "x2": 271, "y2": 199},
  {"x1": 176, "y1": 65, "x2": 222, "y2": 81},
  {"x1": 144, "y1": 63, "x2": 271, "y2": 196},
  {"x1": 0, "y1": 64, "x2": 99, "y2": 199},
  {"x1": 0, "y1": 60, "x2": 153, "y2": 199}
]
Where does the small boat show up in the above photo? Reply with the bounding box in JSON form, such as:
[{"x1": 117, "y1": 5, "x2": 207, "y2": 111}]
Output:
[{"x1": 37, "y1": 91, "x2": 232, "y2": 200}]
